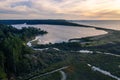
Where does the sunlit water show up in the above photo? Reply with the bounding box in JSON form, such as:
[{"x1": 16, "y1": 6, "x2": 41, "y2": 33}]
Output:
[
  {"x1": 13, "y1": 24, "x2": 107, "y2": 44},
  {"x1": 71, "y1": 20, "x2": 120, "y2": 30}
]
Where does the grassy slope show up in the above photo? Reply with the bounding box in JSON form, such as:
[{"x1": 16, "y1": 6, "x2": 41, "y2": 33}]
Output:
[
  {"x1": 15, "y1": 21, "x2": 120, "y2": 80},
  {"x1": 34, "y1": 72, "x2": 61, "y2": 80},
  {"x1": 26, "y1": 51, "x2": 120, "y2": 80},
  {"x1": 68, "y1": 21, "x2": 120, "y2": 46}
]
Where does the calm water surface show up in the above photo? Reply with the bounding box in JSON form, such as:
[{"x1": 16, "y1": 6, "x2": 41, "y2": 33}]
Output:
[
  {"x1": 71, "y1": 20, "x2": 120, "y2": 30},
  {"x1": 13, "y1": 24, "x2": 107, "y2": 44}
]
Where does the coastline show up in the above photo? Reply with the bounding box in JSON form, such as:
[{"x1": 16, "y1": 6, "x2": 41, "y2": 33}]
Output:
[
  {"x1": 68, "y1": 22, "x2": 120, "y2": 46},
  {"x1": 26, "y1": 21, "x2": 120, "y2": 55},
  {"x1": 23, "y1": 21, "x2": 120, "y2": 80},
  {"x1": 26, "y1": 21, "x2": 111, "y2": 46}
]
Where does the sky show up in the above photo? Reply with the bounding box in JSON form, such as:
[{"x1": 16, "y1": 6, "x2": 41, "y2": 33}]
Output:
[{"x1": 0, "y1": 0, "x2": 120, "y2": 20}]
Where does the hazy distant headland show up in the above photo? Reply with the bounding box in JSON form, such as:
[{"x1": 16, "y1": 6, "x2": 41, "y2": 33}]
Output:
[
  {"x1": 0, "y1": 19, "x2": 78, "y2": 25},
  {"x1": 0, "y1": 19, "x2": 115, "y2": 32}
]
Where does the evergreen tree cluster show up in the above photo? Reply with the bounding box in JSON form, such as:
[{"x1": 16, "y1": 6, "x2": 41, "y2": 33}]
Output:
[{"x1": 0, "y1": 24, "x2": 47, "y2": 79}]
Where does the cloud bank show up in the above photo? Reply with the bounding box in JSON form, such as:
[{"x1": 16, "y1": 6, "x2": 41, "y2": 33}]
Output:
[{"x1": 0, "y1": 0, "x2": 120, "y2": 20}]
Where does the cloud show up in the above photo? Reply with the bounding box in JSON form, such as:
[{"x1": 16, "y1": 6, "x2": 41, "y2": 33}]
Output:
[
  {"x1": 0, "y1": 0, "x2": 120, "y2": 20},
  {"x1": 11, "y1": 0, "x2": 32, "y2": 8}
]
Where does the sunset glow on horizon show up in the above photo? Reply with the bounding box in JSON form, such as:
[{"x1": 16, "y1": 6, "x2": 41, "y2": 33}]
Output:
[{"x1": 0, "y1": 0, "x2": 120, "y2": 20}]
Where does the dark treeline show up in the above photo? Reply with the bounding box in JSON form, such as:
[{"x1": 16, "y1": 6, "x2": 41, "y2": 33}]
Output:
[
  {"x1": 34, "y1": 39, "x2": 120, "y2": 54},
  {"x1": 33, "y1": 42, "x2": 83, "y2": 51},
  {"x1": 0, "y1": 24, "x2": 47, "y2": 80},
  {"x1": 0, "y1": 20, "x2": 81, "y2": 26},
  {"x1": 0, "y1": 24, "x2": 47, "y2": 40}
]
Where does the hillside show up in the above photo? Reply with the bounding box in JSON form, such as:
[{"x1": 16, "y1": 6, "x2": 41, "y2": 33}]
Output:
[{"x1": 0, "y1": 23, "x2": 120, "y2": 80}]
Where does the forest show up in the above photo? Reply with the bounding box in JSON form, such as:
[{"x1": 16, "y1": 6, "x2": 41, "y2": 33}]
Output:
[{"x1": 0, "y1": 24, "x2": 47, "y2": 79}]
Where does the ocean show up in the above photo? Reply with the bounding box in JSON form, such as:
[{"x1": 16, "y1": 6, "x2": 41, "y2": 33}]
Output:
[{"x1": 71, "y1": 20, "x2": 120, "y2": 30}]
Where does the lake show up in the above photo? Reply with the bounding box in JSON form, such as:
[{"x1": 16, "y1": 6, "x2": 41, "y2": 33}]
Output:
[{"x1": 13, "y1": 24, "x2": 107, "y2": 44}]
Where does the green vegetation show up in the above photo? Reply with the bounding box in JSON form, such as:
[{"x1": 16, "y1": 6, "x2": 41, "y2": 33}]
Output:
[
  {"x1": 0, "y1": 23, "x2": 120, "y2": 80},
  {"x1": 33, "y1": 42, "x2": 83, "y2": 51},
  {"x1": 28, "y1": 24, "x2": 120, "y2": 80},
  {"x1": 0, "y1": 24, "x2": 47, "y2": 79},
  {"x1": 65, "y1": 62, "x2": 116, "y2": 80},
  {"x1": 78, "y1": 30, "x2": 120, "y2": 54},
  {"x1": 34, "y1": 72, "x2": 61, "y2": 80},
  {"x1": 26, "y1": 51, "x2": 120, "y2": 80},
  {"x1": 33, "y1": 28, "x2": 120, "y2": 55}
]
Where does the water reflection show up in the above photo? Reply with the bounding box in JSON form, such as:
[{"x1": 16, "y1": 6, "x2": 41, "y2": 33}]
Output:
[
  {"x1": 13, "y1": 24, "x2": 107, "y2": 44},
  {"x1": 33, "y1": 25, "x2": 107, "y2": 44}
]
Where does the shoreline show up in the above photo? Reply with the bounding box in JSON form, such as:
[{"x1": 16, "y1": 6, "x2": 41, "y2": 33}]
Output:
[
  {"x1": 26, "y1": 22, "x2": 111, "y2": 47},
  {"x1": 26, "y1": 22, "x2": 120, "y2": 55},
  {"x1": 69, "y1": 21, "x2": 116, "y2": 41},
  {"x1": 68, "y1": 22, "x2": 120, "y2": 47}
]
